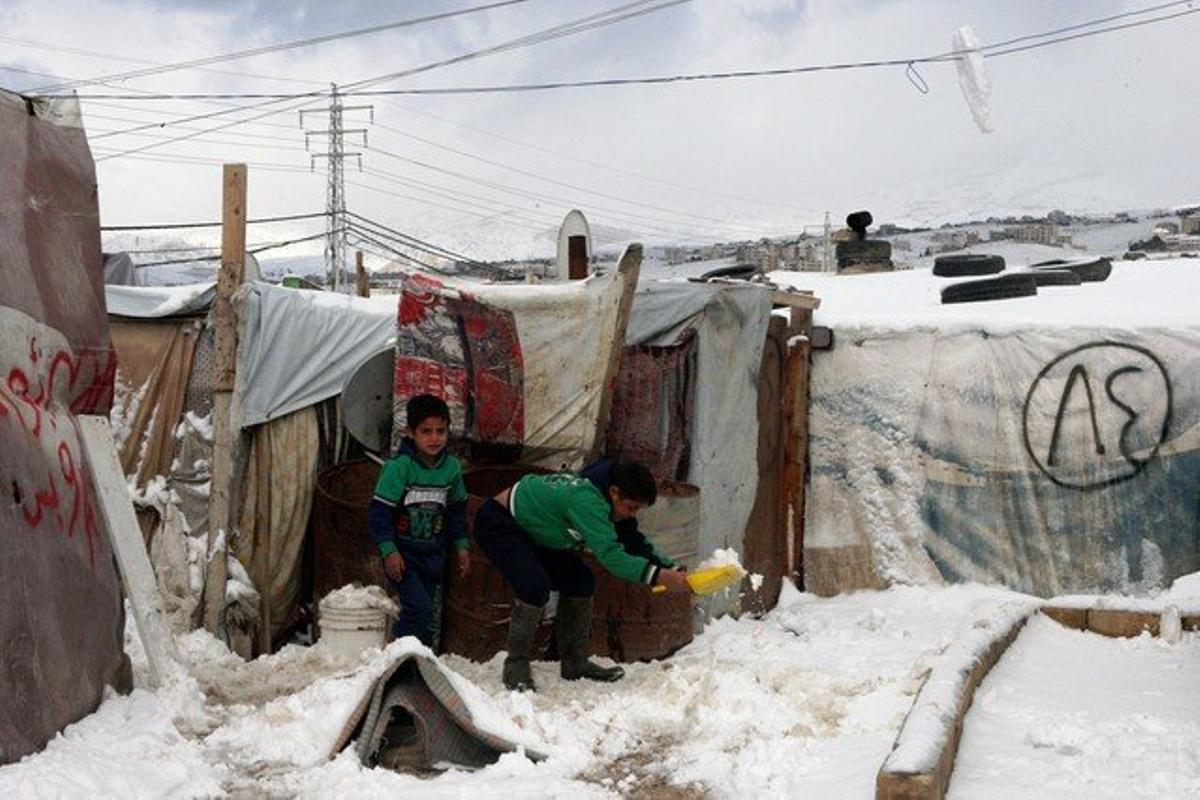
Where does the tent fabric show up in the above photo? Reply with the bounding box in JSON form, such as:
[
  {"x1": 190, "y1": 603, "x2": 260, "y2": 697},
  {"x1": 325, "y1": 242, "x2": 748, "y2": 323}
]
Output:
[
  {"x1": 109, "y1": 318, "x2": 200, "y2": 487},
  {"x1": 335, "y1": 650, "x2": 547, "y2": 768},
  {"x1": 236, "y1": 407, "x2": 320, "y2": 638},
  {"x1": 393, "y1": 269, "x2": 628, "y2": 469},
  {"x1": 106, "y1": 282, "x2": 216, "y2": 318},
  {"x1": 103, "y1": 252, "x2": 140, "y2": 286},
  {"x1": 237, "y1": 282, "x2": 397, "y2": 427},
  {"x1": 624, "y1": 281, "x2": 774, "y2": 582},
  {"x1": 805, "y1": 324, "x2": 1200, "y2": 597},
  {"x1": 0, "y1": 90, "x2": 124, "y2": 765}
]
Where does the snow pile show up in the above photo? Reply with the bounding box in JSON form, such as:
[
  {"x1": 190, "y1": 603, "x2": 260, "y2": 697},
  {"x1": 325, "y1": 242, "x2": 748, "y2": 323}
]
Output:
[
  {"x1": 1049, "y1": 570, "x2": 1200, "y2": 616},
  {"x1": 949, "y1": 613, "x2": 1200, "y2": 798},
  {"x1": 319, "y1": 583, "x2": 399, "y2": 617},
  {"x1": 882, "y1": 598, "x2": 1038, "y2": 775}
]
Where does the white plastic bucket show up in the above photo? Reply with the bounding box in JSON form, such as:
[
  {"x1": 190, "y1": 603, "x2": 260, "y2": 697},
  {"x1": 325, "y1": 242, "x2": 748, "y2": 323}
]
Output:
[{"x1": 319, "y1": 601, "x2": 390, "y2": 659}]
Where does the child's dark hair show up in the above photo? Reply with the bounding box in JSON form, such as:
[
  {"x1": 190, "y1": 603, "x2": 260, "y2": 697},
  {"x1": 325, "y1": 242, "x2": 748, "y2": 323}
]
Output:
[
  {"x1": 609, "y1": 461, "x2": 657, "y2": 505},
  {"x1": 406, "y1": 394, "x2": 451, "y2": 429}
]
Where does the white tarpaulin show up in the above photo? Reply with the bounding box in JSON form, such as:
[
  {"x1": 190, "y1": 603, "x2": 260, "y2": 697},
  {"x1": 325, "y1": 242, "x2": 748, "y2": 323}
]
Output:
[
  {"x1": 394, "y1": 268, "x2": 630, "y2": 469},
  {"x1": 626, "y1": 281, "x2": 774, "y2": 572},
  {"x1": 106, "y1": 282, "x2": 216, "y2": 318},
  {"x1": 238, "y1": 283, "x2": 397, "y2": 427},
  {"x1": 775, "y1": 261, "x2": 1200, "y2": 597}
]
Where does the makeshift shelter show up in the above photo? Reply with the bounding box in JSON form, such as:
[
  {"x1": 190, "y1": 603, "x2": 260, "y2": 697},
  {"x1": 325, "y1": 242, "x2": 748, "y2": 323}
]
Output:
[
  {"x1": 774, "y1": 262, "x2": 1200, "y2": 597},
  {"x1": 106, "y1": 281, "x2": 399, "y2": 644},
  {"x1": 0, "y1": 90, "x2": 125, "y2": 764}
]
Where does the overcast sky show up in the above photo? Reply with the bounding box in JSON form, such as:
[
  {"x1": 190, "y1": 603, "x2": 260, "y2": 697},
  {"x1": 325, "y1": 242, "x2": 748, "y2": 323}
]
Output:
[{"x1": 3, "y1": 0, "x2": 1199, "y2": 261}]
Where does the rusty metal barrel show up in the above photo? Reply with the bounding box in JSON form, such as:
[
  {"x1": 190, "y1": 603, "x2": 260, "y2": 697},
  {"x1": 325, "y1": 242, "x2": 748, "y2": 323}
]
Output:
[
  {"x1": 441, "y1": 466, "x2": 554, "y2": 661},
  {"x1": 638, "y1": 481, "x2": 700, "y2": 569},
  {"x1": 310, "y1": 460, "x2": 389, "y2": 601}
]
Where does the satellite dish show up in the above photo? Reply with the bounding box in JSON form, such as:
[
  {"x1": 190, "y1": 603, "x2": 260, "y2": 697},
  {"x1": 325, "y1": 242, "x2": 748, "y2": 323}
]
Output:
[{"x1": 341, "y1": 345, "x2": 395, "y2": 454}]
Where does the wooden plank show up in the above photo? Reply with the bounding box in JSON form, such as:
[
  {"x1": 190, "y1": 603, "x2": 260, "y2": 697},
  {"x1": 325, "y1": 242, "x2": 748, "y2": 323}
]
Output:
[
  {"x1": 780, "y1": 309, "x2": 811, "y2": 585},
  {"x1": 204, "y1": 163, "x2": 246, "y2": 634},
  {"x1": 78, "y1": 415, "x2": 178, "y2": 688},
  {"x1": 355, "y1": 249, "x2": 370, "y2": 298},
  {"x1": 771, "y1": 290, "x2": 821, "y2": 310},
  {"x1": 588, "y1": 243, "x2": 642, "y2": 464}
]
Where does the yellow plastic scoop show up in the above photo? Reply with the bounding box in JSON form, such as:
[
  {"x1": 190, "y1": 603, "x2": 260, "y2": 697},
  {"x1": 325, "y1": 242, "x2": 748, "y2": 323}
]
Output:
[{"x1": 652, "y1": 564, "x2": 744, "y2": 596}]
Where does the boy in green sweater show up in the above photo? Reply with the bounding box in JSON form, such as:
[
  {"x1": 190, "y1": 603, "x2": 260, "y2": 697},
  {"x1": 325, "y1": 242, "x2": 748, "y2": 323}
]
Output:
[
  {"x1": 368, "y1": 394, "x2": 470, "y2": 647},
  {"x1": 474, "y1": 463, "x2": 690, "y2": 691}
]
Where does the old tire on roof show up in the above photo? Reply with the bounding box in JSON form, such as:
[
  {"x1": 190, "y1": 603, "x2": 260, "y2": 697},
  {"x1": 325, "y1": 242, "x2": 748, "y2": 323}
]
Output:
[
  {"x1": 932, "y1": 253, "x2": 1005, "y2": 277},
  {"x1": 1032, "y1": 257, "x2": 1112, "y2": 283},
  {"x1": 940, "y1": 273, "x2": 1038, "y2": 304},
  {"x1": 1027, "y1": 269, "x2": 1082, "y2": 287}
]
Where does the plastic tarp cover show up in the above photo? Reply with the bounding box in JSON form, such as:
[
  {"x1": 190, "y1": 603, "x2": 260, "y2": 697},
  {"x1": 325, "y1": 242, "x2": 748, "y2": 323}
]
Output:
[
  {"x1": 106, "y1": 281, "x2": 217, "y2": 318},
  {"x1": 806, "y1": 325, "x2": 1200, "y2": 597},
  {"x1": 394, "y1": 270, "x2": 628, "y2": 469},
  {"x1": 0, "y1": 90, "x2": 125, "y2": 764},
  {"x1": 237, "y1": 282, "x2": 397, "y2": 427},
  {"x1": 626, "y1": 281, "x2": 774, "y2": 577}
]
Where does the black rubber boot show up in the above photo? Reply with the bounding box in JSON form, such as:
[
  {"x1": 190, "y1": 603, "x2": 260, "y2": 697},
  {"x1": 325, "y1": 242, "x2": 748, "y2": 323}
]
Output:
[
  {"x1": 557, "y1": 595, "x2": 624, "y2": 682},
  {"x1": 502, "y1": 600, "x2": 544, "y2": 692}
]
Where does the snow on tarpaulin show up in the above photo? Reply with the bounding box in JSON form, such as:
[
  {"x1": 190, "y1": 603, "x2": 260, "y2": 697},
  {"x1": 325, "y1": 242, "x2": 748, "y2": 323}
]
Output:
[
  {"x1": 394, "y1": 266, "x2": 630, "y2": 468},
  {"x1": 237, "y1": 282, "x2": 397, "y2": 427},
  {"x1": 106, "y1": 282, "x2": 217, "y2": 318},
  {"x1": 774, "y1": 261, "x2": 1200, "y2": 597},
  {"x1": 626, "y1": 280, "x2": 774, "y2": 603},
  {"x1": 0, "y1": 89, "x2": 125, "y2": 764}
]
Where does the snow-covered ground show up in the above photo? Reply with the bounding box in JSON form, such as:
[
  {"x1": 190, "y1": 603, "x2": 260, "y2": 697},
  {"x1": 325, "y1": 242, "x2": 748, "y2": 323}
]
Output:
[
  {"x1": 949, "y1": 613, "x2": 1200, "y2": 799},
  {"x1": 0, "y1": 583, "x2": 1020, "y2": 798},
  {"x1": 3, "y1": 576, "x2": 1198, "y2": 797}
]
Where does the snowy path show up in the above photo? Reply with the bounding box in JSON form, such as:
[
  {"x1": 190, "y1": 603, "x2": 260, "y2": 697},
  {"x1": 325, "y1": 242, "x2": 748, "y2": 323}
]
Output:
[
  {"x1": 948, "y1": 614, "x2": 1200, "y2": 799},
  {"x1": 0, "y1": 583, "x2": 1028, "y2": 798}
]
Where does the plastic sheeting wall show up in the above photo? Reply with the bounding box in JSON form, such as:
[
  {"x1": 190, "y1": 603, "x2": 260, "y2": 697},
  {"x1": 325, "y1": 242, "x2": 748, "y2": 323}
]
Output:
[
  {"x1": 0, "y1": 91, "x2": 125, "y2": 763},
  {"x1": 805, "y1": 325, "x2": 1200, "y2": 597},
  {"x1": 626, "y1": 282, "x2": 774, "y2": 589},
  {"x1": 394, "y1": 269, "x2": 629, "y2": 469}
]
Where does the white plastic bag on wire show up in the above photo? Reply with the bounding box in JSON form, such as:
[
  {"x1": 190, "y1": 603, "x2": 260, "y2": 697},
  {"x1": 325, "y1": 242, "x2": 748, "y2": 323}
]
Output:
[{"x1": 953, "y1": 25, "x2": 993, "y2": 133}]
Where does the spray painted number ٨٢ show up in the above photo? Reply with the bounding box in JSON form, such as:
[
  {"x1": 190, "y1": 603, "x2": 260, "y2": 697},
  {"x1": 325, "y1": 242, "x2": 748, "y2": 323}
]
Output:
[{"x1": 1022, "y1": 342, "x2": 1172, "y2": 491}]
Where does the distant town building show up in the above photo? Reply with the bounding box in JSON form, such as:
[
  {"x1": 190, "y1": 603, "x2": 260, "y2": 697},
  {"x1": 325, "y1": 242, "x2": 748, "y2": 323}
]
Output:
[
  {"x1": 1002, "y1": 223, "x2": 1072, "y2": 247},
  {"x1": 1181, "y1": 213, "x2": 1200, "y2": 235},
  {"x1": 930, "y1": 230, "x2": 980, "y2": 252}
]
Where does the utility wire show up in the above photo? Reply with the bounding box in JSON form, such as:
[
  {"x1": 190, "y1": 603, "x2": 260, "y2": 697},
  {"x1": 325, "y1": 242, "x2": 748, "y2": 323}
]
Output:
[
  {"x1": 346, "y1": 211, "x2": 492, "y2": 266},
  {"x1": 87, "y1": 0, "x2": 686, "y2": 161},
  {"x1": 101, "y1": 211, "x2": 328, "y2": 231},
  {"x1": 0, "y1": 33, "x2": 327, "y2": 87},
  {"x1": 131, "y1": 228, "x2": 340, "y2": 267},
  {"x1": 62, "y1": 0, "x2": 1198, "y2": 101},
  {"x1": 31, "y1": 0, "x2": 537, "y2": 93}
]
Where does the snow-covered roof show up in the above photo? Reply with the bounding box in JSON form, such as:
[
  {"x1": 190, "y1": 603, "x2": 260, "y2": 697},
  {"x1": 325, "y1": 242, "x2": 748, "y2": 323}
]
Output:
[{"x1": 771, "y1": 257, "x2": 1199, "y2": 331}]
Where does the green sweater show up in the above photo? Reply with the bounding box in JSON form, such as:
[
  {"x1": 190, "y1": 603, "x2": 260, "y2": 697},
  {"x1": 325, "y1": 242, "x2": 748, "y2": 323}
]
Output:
[{"x1": 511, "y1": 473, "x2": 659, "y2": 585}]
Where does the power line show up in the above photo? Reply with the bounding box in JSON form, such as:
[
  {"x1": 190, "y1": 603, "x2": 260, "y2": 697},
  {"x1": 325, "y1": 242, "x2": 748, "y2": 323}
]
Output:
[
  {"x1": 0, "y1": 33, "x2": 327, "y2": 87},
  {"x1": 31, "y1": 0, "x2": 537, "y2": 93},
  {"x1": 346, "y1": 211, "x2": 491, "y2": 266},
  {"x1": 101, "y1": 211, "x2": 328, "y2": 231},
  {"x1": 131, "y1": 228, "x2": 339, "y2": 267},
  {"x1": 62, "y1": 0, "x2": 1198, "y2": 101},
  {"x1": 86, "y1": 0, "x2": 687, "y2": 161}
]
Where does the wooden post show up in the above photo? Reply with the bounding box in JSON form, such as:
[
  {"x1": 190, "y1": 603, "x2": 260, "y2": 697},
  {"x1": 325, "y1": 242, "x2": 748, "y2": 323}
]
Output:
[
  {"x1": 203, "y1": 164, "x2": 246, "y2": 634},
  {"x1": 781, "y1": 305, "x2": 812, "y2": 587},
  {"x1": 355, "y1": 249, "x2": 370, "y2": 298},
  {"x1": 588, "y1": 243, "x2": 641, "y2": 464}
]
